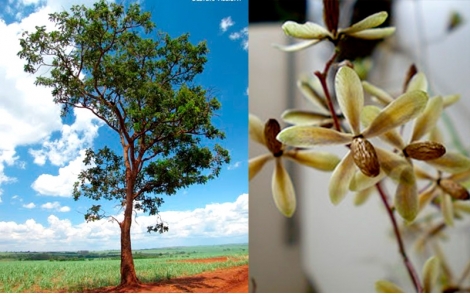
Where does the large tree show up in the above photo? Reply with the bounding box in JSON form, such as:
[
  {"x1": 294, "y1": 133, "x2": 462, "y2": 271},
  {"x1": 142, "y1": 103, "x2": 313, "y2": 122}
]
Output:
[{"x1": 18, "y1": 0, "x2": 230, "y2": 288}]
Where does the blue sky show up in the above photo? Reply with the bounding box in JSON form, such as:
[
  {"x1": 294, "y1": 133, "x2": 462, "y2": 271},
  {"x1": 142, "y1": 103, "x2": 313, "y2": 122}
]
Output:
[{"x1": 0, "y1": 0, "x2": 247, "y2": 251}]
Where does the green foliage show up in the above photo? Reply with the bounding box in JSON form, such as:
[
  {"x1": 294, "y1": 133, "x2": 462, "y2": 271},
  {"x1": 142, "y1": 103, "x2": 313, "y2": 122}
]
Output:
[{"x1": 18, "y1": 0, "x2": 230, "y2": 233}]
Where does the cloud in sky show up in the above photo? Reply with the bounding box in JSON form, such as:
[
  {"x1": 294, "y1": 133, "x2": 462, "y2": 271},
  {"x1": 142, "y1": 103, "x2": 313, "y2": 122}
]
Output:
[
  {"x1": 41, "y1": 201, "x2": 71, "y2": 212},
  {"x1": 229, "y1": 27, "x2": 248, "y2": 50},
  {"x1": 219, "y1": 16, "x2": 247, "y2": 51},
  {"x1": 219, "y1": 16, "x2": 235, "y2": 32},
  {"x1": 227, "y1": 161, "x2": 242, "y2": 170},
  {"x1": 31, "y1": 149, "x2": 89, "y2": 197},
  {"x1": 23, "y1": 202, "x2": 36, "y2": 209},
  {"x1": 0, "y1": 193, "x2": 248, "y2": 251},
  {"x1": 29, "y1": 108, "x2": 103, "y2": 167},
  {"x1": 0, "y1": 5, "x2": 63, "y2": 188}
]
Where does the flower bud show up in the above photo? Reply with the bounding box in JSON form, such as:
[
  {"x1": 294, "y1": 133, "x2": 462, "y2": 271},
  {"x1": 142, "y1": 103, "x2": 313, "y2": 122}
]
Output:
[
  {"x1": 438, "y1": 178, "x2": 470, "y2": 200},
  {"x1": 351, "y1": 136, "x2": 380, "y2": 177},
  {"x1": 264, "y1": 119, "x2": 283, "y2": 157},
  {"x1": 403, "y1": 141, "x2": 446, "y2": 160}
]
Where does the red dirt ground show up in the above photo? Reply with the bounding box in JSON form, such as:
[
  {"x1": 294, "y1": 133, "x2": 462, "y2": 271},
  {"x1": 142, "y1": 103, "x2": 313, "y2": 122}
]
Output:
[
  {"x1": 85, "y1": 258, "x2": 248, "y2": 293},
  {"x1": 172, "y1": 256, "x2": 229, "y2": 263}
]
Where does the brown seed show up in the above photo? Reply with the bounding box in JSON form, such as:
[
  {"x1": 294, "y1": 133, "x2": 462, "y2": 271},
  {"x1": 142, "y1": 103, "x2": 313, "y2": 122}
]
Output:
[
  {"x1": 351, "y1": 136, "x2": 380, "y2": 177},
  {"x1": 264, "y1": 119, "x2": 283, "y2": 157},
  {"x1": 403, "y1": 141, "x2": 446, "y2": 161},
  {"x1": 438, "y1": 178, "x2": 470, "y2": 201}
]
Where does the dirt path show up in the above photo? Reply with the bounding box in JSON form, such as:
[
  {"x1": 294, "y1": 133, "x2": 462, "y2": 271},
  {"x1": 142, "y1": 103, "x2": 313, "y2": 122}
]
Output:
[{"x1": 87, "y1": 264, "x2": 248, "y2": 293}]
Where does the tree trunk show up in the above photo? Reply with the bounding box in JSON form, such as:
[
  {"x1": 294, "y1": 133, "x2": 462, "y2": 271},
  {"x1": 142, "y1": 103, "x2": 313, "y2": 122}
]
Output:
[{"x1": 119, "y1": 200, "x2": 140, "y2": 287}]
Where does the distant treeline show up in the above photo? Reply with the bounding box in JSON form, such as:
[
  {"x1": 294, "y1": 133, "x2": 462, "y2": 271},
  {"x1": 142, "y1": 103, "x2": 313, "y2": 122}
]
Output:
[
  {"x1": 0, "y1": 251, "x2": 187, "y2": 261},
  {"x1": 0, "y1": 243, "x2": 247, "y2": 262}
]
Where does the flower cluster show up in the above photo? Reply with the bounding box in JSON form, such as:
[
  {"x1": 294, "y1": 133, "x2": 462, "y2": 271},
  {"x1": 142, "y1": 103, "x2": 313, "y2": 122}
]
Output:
[
  {"x1": 249, "y1": 114, "x2": 340, "y2": 217},
  {"x1": 249, "y1": 1, "x2": 470, "y2": 291}
]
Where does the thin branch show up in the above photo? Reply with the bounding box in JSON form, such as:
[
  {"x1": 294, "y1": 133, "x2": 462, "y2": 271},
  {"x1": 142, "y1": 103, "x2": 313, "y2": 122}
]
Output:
[
  {"x1": 376, "y1": 182, "x2": 423, "y2": 293},
  {"x1": 314, "y1": 50, "x2": 341, "y2": 132}
]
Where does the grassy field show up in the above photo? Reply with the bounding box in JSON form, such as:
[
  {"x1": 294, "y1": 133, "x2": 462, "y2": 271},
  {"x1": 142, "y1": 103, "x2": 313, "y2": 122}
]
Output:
[{"x1": 0, "y1": 243, "x2": 248, "y2": 292}]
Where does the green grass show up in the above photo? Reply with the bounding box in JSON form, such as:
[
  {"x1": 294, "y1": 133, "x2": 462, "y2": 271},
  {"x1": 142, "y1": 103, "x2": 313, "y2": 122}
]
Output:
[{"x1": 0, "y1": 244, "x2": 248, "y2": 292}]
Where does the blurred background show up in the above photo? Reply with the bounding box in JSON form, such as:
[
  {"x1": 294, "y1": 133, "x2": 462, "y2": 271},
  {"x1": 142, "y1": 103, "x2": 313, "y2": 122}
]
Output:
[{"x1": 249, "y1": 0, "x2": 470, "y2": 292}]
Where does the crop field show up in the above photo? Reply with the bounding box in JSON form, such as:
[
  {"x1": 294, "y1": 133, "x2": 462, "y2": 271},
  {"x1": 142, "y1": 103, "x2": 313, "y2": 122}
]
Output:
[{"x1": 0, "y1": 243, "x2": 248, "y2": 292}]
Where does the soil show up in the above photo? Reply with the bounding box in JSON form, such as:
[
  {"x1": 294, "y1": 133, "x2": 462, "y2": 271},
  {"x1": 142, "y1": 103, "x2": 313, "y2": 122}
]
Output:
[{"x1": 85, "y1": 257, "x2": 248, "y2": 293}]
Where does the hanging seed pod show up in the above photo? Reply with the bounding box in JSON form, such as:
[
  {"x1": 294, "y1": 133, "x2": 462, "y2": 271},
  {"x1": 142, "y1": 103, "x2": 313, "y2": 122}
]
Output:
[
  {"x1": 438, "y1": 178, "x2": 470, "y2": 200},
  {"x1": 264, "y1": 119, "x2": 284, "y2": 157},
  {"x1": 351, "y1": 136, "x2": 380, "y2": 177},
  {"x1": 403, "y1": 141, "x2": 446, "y2": 161}
]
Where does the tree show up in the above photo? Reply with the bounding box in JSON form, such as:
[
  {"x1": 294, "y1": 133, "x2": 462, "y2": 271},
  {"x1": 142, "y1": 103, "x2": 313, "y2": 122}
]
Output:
[{"x1": 18, "y1": 0, "x2": 230, "y2": 288}]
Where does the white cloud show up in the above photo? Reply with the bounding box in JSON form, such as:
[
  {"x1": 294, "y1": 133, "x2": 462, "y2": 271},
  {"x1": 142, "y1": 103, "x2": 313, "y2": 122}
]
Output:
[
  {"x1": 0, "y1": 194, "x2": 248, "y2": 251},
  {"x1": 31, "y1": 150, "x2": 89, "y2": 197},
  {"x1": 0, "y1": 1, "x2": 104, "y2": 189},
  {"x1": 220, "y1": 16, "x2": 235, "y2": 33},
  {"x1": 224, "y1": 26, "x2": 248, "y2": 51},
  {"x1": 23, "y1": 202, "x2": 36, "y2": 209},
  {"x1": 227, "y1": 161, "x2": 242, "y2": 170},
  {"x1": 41, "y1": 201, "x2": 70, "y2": 212},
  {"x1": 0, "y1": 6, "x2": 63, "y2": 187},
  {"x1": 29, "y1": 108, "x2": 103, "y2": 166}
]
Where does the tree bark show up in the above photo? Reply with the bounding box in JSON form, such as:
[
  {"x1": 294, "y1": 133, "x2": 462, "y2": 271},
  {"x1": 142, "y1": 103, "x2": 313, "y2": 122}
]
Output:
[{"x1": 119, "y1": 195, "x2": 140, "y2": 287}]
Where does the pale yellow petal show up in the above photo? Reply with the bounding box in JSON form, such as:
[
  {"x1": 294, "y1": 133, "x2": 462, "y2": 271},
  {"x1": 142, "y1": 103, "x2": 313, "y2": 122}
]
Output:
[
  {"x1": 281, "y1": 109, "x2": 331, "y2": 125},
  {"x1": 454, "y1": 201, "x2": 470, "y2": 214},
  {"x1": 395, "y1": 180, "x2": 418, "y2": 222},
  {"x1": 329, "y1": 152, "x2": 356, "y2": 205},
  {"x1": 414, "y1": 165, "x2": 436, "y2": 180},
  {"x1": 427, "y1": 152, "x2": 470, "y2": 174},
  {"x1": 411, "y1": 96, "x2": 443, "y2": 142},
  {"x1": 277, "y1": 125, "x2": 352, "y2": 148},
  {"x1": 441, "y1": 193, "x2": 454, "y2": 226},
  {"x1": 375, "y1": 147, "x2": 415, "y2": 185},
  {"x1": 361, "y1": 105, "x2": 406, "y2": 149},
  {"x1": 418, "y1": 184, "x2": 438, "y2": 212},
  {"x1": 284, "y1": 149, "x2": 340, "y2": 171},
  {"x1": 335, "y1": 66, "x2": 363, "y2": 135},
  {"x1": 405, "y1": 72, "x2": 428, "y2": 93},
  {"x1": 429, "y1": 126, "x2": 444, "y2": 144},
  {"x1": 272, "y1": 158, "x2": 296, "y2": 217},
  {"x1": 273, "y1": 40, "x2": 322, "y2": 52},
  {"x1": 422, "y1": 256, "x2": 440, "y2": 293},
  {"x1": 375, "y1": 280, "x2": 404, "y2": 293},
  {"x1": 449, "y1": 169, "x2": 470, "y2": 183},
  {"x1": 362, "y1": 90, "x2": 428, "y2": 138},
  {"x1": 249, "y1": 113, "x2": 266, "y2": 146},
  {"x1": 443, "y1": 94, "x2": 460, "y2": 108},
  {"x1": 340, "y1": 11, "x2": 389, "y2": 34},
  {"x1": 249, "y1": 154, "x2": 273, "y2": 181},
  {"x1": 348, "y1": 27, "x2": 396, "y2": 39},
  {"x1": 354, "y1": 186, "x2": 375, "y2": 206},
  {"x1": 297, "y1": 75, "x2": 329, "y2": 114},
  {"x1": 362, "y1": 80, "x2": 394, "y2": 105},
  {"x1": 349, "y1": 169, "x2": 386, "y2": 192},
  {"x1": 360, "y1": 105, "x2": 381, "y2": 127},
  {"x1": 282, "y1": 21, "x2": 330, "y2": 39}
]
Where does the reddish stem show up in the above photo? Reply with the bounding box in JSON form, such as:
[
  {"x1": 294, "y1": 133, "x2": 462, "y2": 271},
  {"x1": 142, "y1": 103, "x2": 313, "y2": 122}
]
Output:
[
  {"x1": 314, "y1": 50, "x2": 341, "y2": 132},
  {"x1": 376, "y1": 182, "x2": 423, "y2": 293}
]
